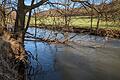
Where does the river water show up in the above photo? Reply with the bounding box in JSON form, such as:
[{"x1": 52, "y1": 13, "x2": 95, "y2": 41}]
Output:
[{"x1": 25, "y1": 28, "x2": 120, "y2": 80}]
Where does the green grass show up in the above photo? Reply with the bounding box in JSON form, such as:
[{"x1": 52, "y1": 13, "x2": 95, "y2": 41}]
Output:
[{"x1": 28, "y1": 16, "x2": 120, "y2": 30}]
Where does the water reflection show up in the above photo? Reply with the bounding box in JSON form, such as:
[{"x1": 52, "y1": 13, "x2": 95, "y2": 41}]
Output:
[
  {"x1": 26, "y1": 27, "x2": 120, "y2": 48},
  {"x1": 25, "y1": 28, "x2": 120, "y2": 80},
  {"x1": 25, "y1": 41, "x2": 62, "y2": 80}
]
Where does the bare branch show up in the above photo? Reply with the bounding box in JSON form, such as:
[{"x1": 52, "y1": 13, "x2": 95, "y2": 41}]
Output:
[{"x1": 26, "y1": 0, "x2": 48, "y2": 11}]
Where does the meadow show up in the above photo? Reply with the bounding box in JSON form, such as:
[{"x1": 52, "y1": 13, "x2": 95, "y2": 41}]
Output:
[{"x1": 28, "y1": 16, "x2": 120, "y2": 30}]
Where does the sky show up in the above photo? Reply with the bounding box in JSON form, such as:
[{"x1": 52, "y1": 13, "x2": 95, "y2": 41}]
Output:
[
  {"x1": 0, "y1": 0, "x2": 112, "y2": 11},
  {"x1": 0, "y1": 0, "x2": 111, "y2": 6},
  {"x1": 24, "y1": 0, "x2": 112, "y2": 5},
  {"x1": 24, "y1": 0, "x2": 112, "y2": 11},
  {"x1": 0, "y1": 0, "x2": 112, "y2": 5}
]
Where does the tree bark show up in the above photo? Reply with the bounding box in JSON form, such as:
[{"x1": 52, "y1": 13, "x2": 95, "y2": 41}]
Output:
[
  {"x1": 14, "y1": 0, "x2": 47, "y2": 44},
  {"x1": 15, "y1": 12, "x2": 25, "y2": 44}
]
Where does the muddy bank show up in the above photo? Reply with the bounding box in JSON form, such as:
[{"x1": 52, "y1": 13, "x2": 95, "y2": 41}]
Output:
[
  {"x1": 30, "y1": 25, "x2": 120, "y2": 39},
  {"x1": 0, "y1": 28, "x2": 27, "y2": 80}
]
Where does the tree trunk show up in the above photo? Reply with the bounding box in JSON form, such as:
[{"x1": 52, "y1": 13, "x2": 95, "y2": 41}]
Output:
[
  {"x1": 14, "y1": 0, "x2": 47, "y2": 44},
  {"x1": 14, "y1": 0, "x2": 26, "y2": 44},
  {"x1": 14, "y1": 11, "x2": 26, "y2": 44}
]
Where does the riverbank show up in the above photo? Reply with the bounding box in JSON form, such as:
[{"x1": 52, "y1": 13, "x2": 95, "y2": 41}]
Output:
[
  {"x1": 0, "y1": 28, "x2": 27, "y2": 80},
  {"x1": 30, "y1": 25, "x2": 120, "y2": 39}
]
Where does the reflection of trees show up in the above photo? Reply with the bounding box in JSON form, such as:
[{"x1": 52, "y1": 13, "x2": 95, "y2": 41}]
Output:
[
  {"x1": 27, "y1": 41, "x2": 42, "y2": 80},
  {"x1": 26, "y1": 28, "x2": 78, "y2": 44},
  {"x1": 26, "y1": 27, "x2": 108, "y2": 49},
  {"x1": 26, "y1": 41, "x2": 58, "y2": 80}
]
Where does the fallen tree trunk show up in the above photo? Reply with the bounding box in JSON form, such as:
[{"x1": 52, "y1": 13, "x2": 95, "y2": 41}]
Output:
[{"x1": 25, "y1": 36, "x2": 67, "y2": 44}]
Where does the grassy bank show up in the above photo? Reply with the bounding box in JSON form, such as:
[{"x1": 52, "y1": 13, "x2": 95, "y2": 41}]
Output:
[
  {"x1": 28, "y1": 16, "x2": 120, "y2": 38},
  {"x1": 28, "y1": 16, "x2": 120, "y2": 30},
  {"x1": 0, "y1": 38, "x2": 25, "y2": 80},
  {"x1": 0, "y1": 28, "x2": 27, "y2": 80}
]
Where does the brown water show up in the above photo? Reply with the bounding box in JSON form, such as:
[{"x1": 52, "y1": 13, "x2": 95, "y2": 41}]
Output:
[{"x1": 25, "y1": 28, "x2": 120, "y2": 80}]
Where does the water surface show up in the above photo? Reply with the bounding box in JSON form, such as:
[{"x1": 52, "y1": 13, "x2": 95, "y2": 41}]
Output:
[{"x1": 25, "y1": 28, "x2": 120, "y2": 80}]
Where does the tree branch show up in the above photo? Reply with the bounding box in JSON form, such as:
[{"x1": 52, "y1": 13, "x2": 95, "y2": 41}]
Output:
[
  {"x1": 25, "y1": 0, "x2": 35, "y2": 32},
  {"x1": 26, "y1": 0, "x2": 48, "y2": 11}
]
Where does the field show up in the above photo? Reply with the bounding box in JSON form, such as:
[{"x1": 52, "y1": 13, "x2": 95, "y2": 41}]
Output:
[{"x1": 28, "y1": 16, "x2": 120, "y2": 30}]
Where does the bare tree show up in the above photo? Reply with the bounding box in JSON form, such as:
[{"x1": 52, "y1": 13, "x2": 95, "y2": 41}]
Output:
[{"x1": 13, "y1": 0, "x2": 48, "y2": 44}]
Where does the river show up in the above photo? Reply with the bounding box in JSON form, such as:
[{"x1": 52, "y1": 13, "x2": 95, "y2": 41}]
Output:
[{"x1": 25, "y1": 27, "x2": 120, "y2": 80}]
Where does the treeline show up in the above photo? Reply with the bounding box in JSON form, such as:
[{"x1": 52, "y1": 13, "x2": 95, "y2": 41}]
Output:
[
  {"x1": 0, "y1": 2, "x2": 15, "y2": 27},
  {"x1": 30, "y1": 0, "x2": 120, "y2": 30},
  {"x1": 1, "y1": 0, "x2": 120, "y2": 27}
]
